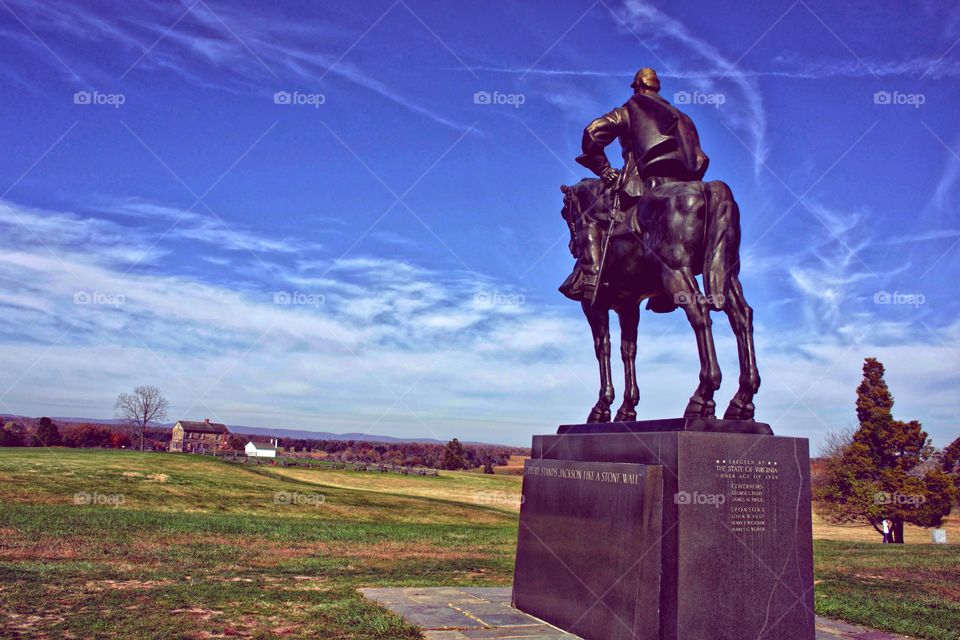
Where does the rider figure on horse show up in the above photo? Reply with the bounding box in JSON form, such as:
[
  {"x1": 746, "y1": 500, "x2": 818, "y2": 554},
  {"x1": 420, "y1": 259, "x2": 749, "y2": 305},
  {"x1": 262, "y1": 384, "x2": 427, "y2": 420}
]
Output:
[{"x1": 561, "y1": 67, "x2": 710, "y2": 302}]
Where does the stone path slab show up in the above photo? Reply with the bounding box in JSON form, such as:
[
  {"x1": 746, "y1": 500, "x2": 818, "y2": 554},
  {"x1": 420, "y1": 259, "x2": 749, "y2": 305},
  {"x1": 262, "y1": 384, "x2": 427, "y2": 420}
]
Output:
[{"x1": 360, "y1": 587, "x2": 915, "y2": 640}]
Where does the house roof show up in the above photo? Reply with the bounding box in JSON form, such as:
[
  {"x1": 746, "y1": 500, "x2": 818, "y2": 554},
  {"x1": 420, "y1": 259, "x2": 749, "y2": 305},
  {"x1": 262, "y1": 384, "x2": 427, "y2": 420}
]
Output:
[
  {"x1": 246, "y1": 441, "x2": 277, "y2": 450},
  {"x1": 176, "y1": 420, "x2": 229, "y2": 434}
]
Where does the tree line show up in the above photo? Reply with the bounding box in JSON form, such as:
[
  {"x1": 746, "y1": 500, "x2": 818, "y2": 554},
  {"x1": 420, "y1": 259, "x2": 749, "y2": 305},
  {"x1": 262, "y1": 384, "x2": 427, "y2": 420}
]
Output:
[
  {"x1": 0, "y1": 418, "x2": 132, "y2": 448},
  {"x1": 232, "y1": 434, "x2": 523, "y2": 471},
  {"x1": 0, "y1": 417, "x2": 526, "y2": 472}
]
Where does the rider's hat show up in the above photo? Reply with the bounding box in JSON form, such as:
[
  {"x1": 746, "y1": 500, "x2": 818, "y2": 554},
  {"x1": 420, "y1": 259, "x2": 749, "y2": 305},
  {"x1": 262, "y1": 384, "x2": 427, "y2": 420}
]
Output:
[{"x1": 631, "y1": 67, "x2": 660, "y2": 93}]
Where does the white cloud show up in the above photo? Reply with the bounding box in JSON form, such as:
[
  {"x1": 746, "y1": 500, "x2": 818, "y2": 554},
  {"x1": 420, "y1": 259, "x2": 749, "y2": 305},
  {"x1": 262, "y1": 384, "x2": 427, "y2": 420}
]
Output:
[
  {"x1": 104, "y1": 198, "x2": 321, "y2": 256},
  {"x1": 0, "y1": 197, "x2": 957, "y2": 449},
  {"x1": 0, "y1": 0, "x2": 475, "y2": 133},
  {"x1": 930, "y1": 140, "x2": 960, "y2": 212},
  {"x1": 468, "y1": 56, "x2": 960, "y2": 82},
  {"x1": 614, "y1": 0, "x2": 769, "y2": 176}
]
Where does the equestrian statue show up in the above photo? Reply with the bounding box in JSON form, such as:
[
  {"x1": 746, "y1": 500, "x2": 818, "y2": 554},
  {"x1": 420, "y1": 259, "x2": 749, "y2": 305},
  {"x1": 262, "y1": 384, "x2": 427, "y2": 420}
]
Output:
[{"x1": 560, "y1": 67, "x2": 761, "y2": 424}]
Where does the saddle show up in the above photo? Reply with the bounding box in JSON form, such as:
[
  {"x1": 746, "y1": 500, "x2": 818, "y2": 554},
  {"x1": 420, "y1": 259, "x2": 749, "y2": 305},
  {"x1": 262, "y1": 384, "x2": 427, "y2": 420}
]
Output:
[{"x1": 561, "y1": 177, "x2": 706, "y2": 313}]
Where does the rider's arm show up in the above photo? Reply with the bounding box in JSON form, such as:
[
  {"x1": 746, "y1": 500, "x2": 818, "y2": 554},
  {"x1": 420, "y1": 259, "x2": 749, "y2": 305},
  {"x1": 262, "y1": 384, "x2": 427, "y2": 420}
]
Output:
[
  {"x1": 678, "y1": 112, "x2": 710, "y2": 180},
  {"x1": 575, "y1": 107, "x2": 627, "y2": 177}
]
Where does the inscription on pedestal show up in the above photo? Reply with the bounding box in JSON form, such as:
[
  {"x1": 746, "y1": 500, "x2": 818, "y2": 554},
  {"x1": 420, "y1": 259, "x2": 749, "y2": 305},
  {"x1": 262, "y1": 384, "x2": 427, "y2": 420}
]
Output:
[
  {"x1": 513, "y1": 459, "x2": 663, "y2": 640},
  {"x1": 525, "y1": 463, "x2": 643, "y2": 485},
  {"x1": 715, "y1": 458, "x2": 780, "y2": 533}
]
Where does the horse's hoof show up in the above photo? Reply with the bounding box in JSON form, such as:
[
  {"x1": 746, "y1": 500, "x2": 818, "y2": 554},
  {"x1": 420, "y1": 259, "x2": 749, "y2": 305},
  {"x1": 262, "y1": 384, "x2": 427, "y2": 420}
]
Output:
[
  {"x1": 723, "y1": 399, "x2": 755, "y2": 421},
  {"x1": 587, "y1": 407, "x2": 611, "y2": 423},
  {"x1": 614, "y1": 408, "x2": 637, "y2": 422},
  {"x1": 683, "y1": 397, "x2": 716, "y2": 418}
]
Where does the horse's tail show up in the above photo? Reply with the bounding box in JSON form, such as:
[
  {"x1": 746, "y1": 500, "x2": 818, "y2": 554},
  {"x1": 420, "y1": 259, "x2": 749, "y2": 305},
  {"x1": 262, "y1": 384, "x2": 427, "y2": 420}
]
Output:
[{"x1": 702, "y1": 180, "x2": 741, "y2": 311}]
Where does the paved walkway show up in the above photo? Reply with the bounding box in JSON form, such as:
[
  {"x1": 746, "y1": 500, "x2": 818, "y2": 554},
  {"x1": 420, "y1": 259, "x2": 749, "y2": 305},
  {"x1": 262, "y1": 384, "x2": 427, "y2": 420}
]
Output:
[{"x1": 360, "y1": 587, "x2": 913, "y2": 640}]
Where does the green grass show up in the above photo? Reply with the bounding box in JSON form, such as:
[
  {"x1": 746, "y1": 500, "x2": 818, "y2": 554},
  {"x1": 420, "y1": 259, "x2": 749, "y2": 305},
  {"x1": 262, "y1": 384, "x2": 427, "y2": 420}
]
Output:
[
  {"x1": 814, "y1": 540, "x2": 960, "y2": 639},
  {"x1": 0, "y1": 448, "x2": 516, "y2": 639},
  {"x1": 0, "y1": 448, "x2": 957, "y2": 639}
]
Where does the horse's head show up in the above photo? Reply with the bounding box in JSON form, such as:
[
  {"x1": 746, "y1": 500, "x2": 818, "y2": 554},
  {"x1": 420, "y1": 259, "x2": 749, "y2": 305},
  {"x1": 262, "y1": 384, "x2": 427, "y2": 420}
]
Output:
[
  {"x1": 560, "y1": 184, "x2": 582, "y2": 257},
  {"x1": 560, "y1": 184, "x2": 577, "y2": 224},
  {"x1": 560, "y1": 178, "x2": 608, "y2": 226}
]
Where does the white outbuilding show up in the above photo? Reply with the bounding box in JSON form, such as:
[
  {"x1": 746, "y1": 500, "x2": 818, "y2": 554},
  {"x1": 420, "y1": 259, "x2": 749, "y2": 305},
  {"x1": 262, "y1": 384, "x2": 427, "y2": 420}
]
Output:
[{"x1": 245, "y1": 439, "x2": 278, "y2": 458}]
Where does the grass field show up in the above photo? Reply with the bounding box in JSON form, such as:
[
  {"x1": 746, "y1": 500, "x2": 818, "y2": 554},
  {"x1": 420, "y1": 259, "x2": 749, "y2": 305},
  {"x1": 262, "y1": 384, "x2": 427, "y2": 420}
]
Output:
[
  {"x1": 492, "y1": 455, "x2": 526, "y2": 476},
  {"x1": 0, "y1": 448, "x2": 957, "y2": 639}
]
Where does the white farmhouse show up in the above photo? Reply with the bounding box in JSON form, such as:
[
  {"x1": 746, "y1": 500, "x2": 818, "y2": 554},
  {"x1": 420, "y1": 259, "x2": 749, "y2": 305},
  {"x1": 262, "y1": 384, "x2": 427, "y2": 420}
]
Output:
[{"x1": 245, "y1": 439, "x2": 278, "y2": 458}]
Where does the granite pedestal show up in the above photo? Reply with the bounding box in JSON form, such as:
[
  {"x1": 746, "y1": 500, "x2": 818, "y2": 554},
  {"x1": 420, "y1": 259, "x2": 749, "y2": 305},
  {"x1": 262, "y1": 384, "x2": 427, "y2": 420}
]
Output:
[{"x1": 512, "y1": 418, "x2": 815, "y2": 640}]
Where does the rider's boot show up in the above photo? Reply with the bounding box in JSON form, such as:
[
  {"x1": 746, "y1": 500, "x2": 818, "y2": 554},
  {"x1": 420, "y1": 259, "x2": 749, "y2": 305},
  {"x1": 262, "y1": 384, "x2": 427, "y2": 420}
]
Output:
[{"x1": 579, "y1": 221, "x2": 602, "y2": 301}]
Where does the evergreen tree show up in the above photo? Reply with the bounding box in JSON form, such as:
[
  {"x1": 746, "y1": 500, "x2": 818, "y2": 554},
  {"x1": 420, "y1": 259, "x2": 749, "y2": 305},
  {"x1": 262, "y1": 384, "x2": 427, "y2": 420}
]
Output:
[
  {"x1": 442, "y1": 438, "x2": 467, "y2": 470},
  {"x1": 34, "y1": 417, "x2": 62, "y2": 447},
  {"x1": 816, "y1": 358, "x2": 956, "y2": 543}
]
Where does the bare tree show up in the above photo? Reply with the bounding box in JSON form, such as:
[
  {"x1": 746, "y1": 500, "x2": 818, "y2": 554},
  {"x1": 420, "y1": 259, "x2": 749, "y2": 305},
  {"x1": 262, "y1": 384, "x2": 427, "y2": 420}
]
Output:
[
  {"x1": 114, "y1": 386, "x2": 169, "y2": 451},
  {"x1": 812, "y1": 426, "x2": 856, "y2": 496},
  {"x1": 818, "y1": 425, "x2": 856, "y2": 460}
]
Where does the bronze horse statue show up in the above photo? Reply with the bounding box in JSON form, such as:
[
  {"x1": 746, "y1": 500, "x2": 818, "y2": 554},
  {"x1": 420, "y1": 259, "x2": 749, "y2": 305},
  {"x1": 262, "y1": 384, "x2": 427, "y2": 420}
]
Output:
[{"x1": 560, "y1": 176, "x2": 760, "y2": 423}]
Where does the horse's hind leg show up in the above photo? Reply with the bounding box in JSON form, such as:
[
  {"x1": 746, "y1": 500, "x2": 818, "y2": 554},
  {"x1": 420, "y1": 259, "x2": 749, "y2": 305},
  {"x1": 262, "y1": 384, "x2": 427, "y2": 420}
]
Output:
[
  {"x1": 722, "y1": 276, "x2": 761, "y2": 420},
  {"x1": 662, "y1": 267, "x2": 721, "y2": 418},
  {"x1": 614, "y1": 304, "x2": 640, "y2": 422},
  {"x1": 582, "y1": 301, "x2": 614, "y2": 423}
]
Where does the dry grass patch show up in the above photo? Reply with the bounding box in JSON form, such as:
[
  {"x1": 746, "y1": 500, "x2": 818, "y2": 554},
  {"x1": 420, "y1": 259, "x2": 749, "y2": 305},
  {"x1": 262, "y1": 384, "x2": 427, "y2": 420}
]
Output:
[
  {"x1": 494, "y1": 455, "x2": 528, "y2": 476},
  {"x1": 812, "y1": 509, "x2": 960, "y2": 543},
  {"x1": 83, "y1": 579, "x2": 176, "y2": 592},
  {"x1": 243, "y1": 539, "x2": 488, "y2": 566},
  {"x1": 270, "y1": 466, "x2": 523, "y2": 514},
  {"x1": 3, "y1": 612, "x2": 68, "y2": 637},
  {"x1": 0, "y1": 536, "x2": 86, "y2": 561}
]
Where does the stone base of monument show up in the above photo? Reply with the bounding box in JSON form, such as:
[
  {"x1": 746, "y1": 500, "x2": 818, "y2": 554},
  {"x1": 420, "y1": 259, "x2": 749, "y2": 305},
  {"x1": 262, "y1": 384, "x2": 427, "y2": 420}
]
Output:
[
  {"x1": 360, "y1": 587, "x2": 904, "y2": 639},
  {"x1": 512, "y1": 418, "x2": 815, "y2": 640}
]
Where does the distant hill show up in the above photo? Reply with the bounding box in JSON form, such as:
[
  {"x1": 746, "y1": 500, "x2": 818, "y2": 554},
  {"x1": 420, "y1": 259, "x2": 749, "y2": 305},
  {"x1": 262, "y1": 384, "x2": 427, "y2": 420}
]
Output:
[{"x1": 0, "y1": 414, "x2": 510, "y2": 448}]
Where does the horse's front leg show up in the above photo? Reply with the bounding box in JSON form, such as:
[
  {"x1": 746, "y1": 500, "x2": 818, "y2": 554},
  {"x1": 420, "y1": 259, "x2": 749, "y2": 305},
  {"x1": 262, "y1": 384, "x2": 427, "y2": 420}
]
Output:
[
  {"x1": 614, "y1": 305, "x2": 640, "y2": 422},
  {"x1": 582, "y1": 301, "x2": 613, "y2": 423}
]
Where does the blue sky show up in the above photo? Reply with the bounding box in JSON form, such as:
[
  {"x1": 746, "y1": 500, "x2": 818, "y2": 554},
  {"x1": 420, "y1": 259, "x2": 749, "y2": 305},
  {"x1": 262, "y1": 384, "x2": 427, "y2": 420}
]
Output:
[{"x1": 0, "y1": 0, "x2": 958, "y2": 449}]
